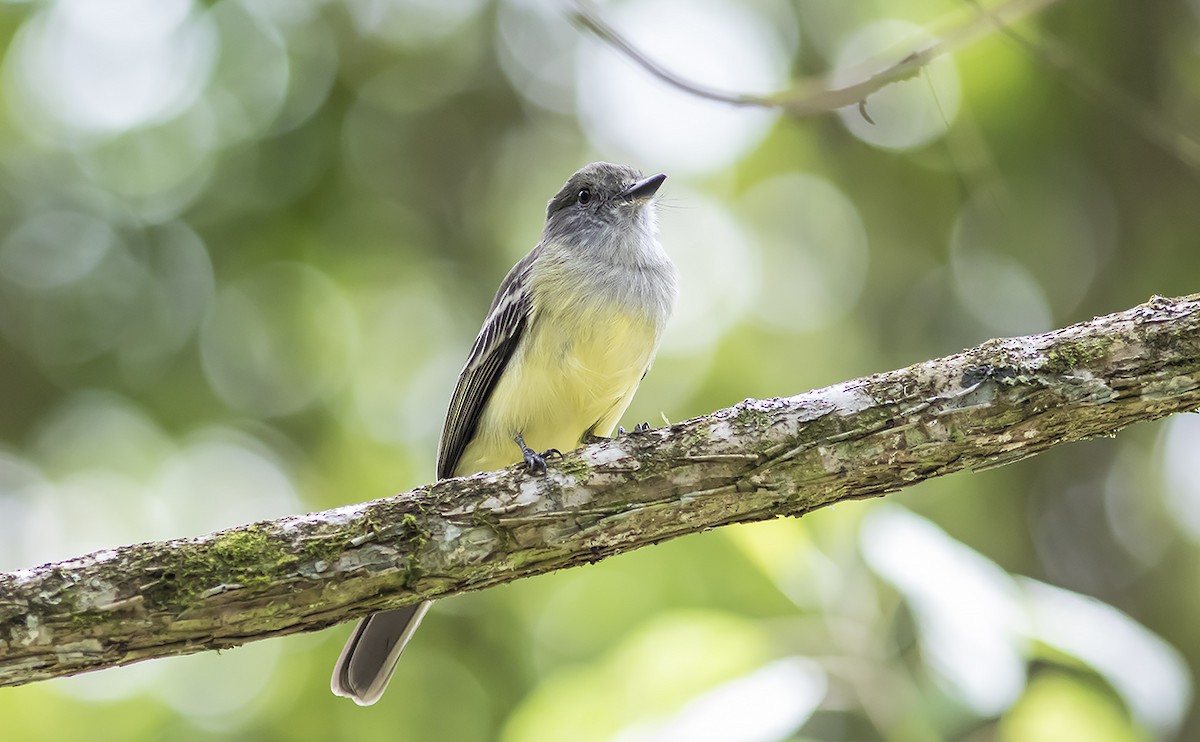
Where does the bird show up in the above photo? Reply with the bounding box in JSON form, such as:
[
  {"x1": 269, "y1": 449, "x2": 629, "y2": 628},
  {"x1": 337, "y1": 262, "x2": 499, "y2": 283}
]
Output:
[{"x1": 331, "y1": 161, "x2": 679, "y2": 706}]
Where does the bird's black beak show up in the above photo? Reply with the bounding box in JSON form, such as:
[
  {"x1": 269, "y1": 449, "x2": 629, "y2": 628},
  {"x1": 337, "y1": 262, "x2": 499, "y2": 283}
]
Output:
[{"x1": 620, "y1": 173, "x2": 666, "y2": 202}]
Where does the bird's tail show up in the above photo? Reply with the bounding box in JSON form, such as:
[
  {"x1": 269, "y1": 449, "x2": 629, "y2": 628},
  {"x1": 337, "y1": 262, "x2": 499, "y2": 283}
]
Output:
[{"x1": 330, "y1": 601, "x2": 432, "y2": 705}]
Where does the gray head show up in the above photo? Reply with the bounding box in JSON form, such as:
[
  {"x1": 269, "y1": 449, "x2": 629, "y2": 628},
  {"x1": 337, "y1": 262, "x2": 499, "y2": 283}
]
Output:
[{"x1": 543, "y1": 162, "x2": 665, "y2": 251}]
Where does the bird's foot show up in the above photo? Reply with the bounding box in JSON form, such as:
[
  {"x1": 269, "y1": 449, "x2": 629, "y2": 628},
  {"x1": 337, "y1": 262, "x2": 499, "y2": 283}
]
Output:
[
  {"x1": 514, "y1": 434, "x2": 561, "y2": 474},
  {"x1": 584, "y1": 421, "x2": 651, "y2": 444}
]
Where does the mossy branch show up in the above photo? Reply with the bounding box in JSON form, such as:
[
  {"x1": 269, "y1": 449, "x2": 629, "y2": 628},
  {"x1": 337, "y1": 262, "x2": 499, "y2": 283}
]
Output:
[{"x1": 3, "y1": 294, "x2": 1200, "y2": 687}]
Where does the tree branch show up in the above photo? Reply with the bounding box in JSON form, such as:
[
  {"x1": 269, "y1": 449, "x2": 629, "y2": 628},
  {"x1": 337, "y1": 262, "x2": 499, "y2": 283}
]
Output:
[
  {"x1": 569, "y1": 0, "x2": 1066, "y2": 116},
  {"x1": 3, "y1": 294, "x2": 1200, "y2": 687}
]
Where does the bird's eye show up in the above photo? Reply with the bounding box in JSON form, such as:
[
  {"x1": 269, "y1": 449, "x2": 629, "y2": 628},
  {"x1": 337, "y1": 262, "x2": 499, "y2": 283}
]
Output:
[{"x1": 576, "y1": 189, "x2": 592, "y2": 206}]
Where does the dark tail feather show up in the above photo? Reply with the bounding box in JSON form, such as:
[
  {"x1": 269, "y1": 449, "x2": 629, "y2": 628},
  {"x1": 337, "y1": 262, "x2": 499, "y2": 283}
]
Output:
[{"x1": 330, "y1": 601, "x2": 432, "y2": 705}]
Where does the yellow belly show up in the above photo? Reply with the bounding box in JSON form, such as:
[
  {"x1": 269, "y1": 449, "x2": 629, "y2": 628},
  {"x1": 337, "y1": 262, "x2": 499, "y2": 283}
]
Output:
[{"x1": 453, "y1": 307, "x2": 658, "y2": 476}]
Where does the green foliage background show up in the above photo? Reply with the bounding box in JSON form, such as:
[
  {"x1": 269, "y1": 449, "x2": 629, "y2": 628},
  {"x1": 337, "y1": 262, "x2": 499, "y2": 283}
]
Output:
[{"x1": 0, "y1": 0, "x2": 1198, "y2": 740}]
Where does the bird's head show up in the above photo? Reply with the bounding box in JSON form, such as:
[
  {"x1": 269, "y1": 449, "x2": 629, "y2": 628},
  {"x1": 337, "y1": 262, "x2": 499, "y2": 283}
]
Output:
[{"x1": 543, "y1": 162, "x2": 665, "y2": 252}]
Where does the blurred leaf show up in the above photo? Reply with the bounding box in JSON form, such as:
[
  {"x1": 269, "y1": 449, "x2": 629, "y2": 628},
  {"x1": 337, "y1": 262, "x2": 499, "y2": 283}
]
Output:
[{"x1": 999, "y1": 672, "x2": 1151, "y2": 742}]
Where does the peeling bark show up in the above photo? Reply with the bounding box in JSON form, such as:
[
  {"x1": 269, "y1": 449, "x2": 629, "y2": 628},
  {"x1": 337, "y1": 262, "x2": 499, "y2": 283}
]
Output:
[{"x1": 3, "y1": 294, "x2": 1199, "y2": 687}]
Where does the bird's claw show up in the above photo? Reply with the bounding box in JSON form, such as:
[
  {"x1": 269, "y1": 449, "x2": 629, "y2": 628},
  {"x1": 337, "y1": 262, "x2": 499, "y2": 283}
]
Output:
[
  {"x1": 523, "y1": 446, "x2": 559, "y2": 470},
  {"x1": 617, "y1": 422, "x2": 652, "y2": 435},
  {"x1": 518, "y1": 438, "x2": 561, "y2": 474}
]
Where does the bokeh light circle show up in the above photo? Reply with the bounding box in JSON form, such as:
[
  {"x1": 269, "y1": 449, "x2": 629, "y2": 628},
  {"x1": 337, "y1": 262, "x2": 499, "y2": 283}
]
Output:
[
  {"x1": 0, "y1": 210, "x2": 117, "y2": 290},
  {"x1": 4, "y1": 0, "x2": 217, "y2": 140},
  {"x1": 496, "y1": 0, "x2": 578, "y2": 115},
  {"x1": 576, "y1": 0, "x2": 794, "y2": 175},
  {"x1": 200, "y1": 263, "x2": 358, "y2": 417},
  {"x1": 739, "y1": 174, "x2": 869, "y2": 332},
  {"x1": 833, "y1": 20, "x2": 961, "y2": 151},
  {"x1": 950, "y1": 167, "x2": 1116, "y2": 334},
  {"x1": 656, "y1": 189, "x2": 760, "y2": 354}
]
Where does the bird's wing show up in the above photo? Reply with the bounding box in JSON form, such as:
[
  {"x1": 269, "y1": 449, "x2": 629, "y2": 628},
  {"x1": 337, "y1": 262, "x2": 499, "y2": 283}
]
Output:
[{"x1": 436, "y1": 247, "x2": 540, "y2": 479}]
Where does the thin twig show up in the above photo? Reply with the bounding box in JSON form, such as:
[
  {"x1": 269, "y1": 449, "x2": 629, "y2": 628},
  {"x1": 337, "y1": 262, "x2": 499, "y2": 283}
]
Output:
[{"x1": 568, "y1": 0, "x2": 1065, "y2": 115}]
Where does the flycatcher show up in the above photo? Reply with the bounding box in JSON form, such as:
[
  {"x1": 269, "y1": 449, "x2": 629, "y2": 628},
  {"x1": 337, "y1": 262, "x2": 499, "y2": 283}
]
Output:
[{"x1": 331, "y1": 162, "x2": 679, "y2": 705}]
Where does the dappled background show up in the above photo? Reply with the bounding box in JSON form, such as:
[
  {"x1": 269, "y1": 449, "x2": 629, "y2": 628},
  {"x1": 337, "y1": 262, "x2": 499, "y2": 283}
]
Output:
[{"x1": 1, "y1": 0, "x2": 1199, "y2": 739}]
